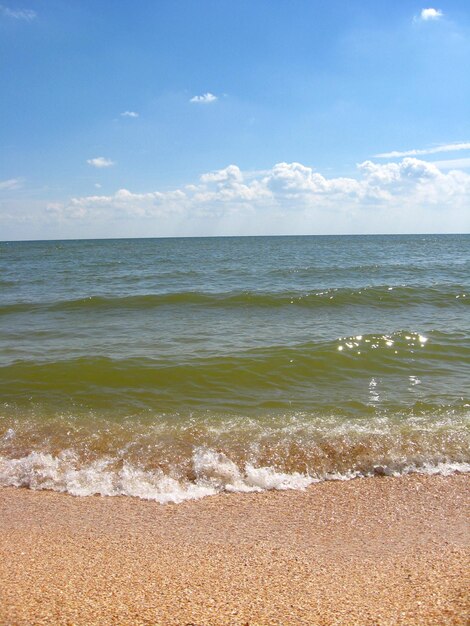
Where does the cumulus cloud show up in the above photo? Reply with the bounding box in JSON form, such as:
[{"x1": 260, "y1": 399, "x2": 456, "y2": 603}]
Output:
[
  {"x1": 47, "y1": 158, "x2": 470, "y2": 235},
  {"x1": 190, "y1": 92, "x2": 218, "y2": 104},
  {"x1": 121, "y1": 111, "x2": 139, "y2": 118},
  {"x1": 419, "y1": 8, "x2": 443, "y2": 21},
  {"x1": 0, "y1": 178, "x2": 22, "y2": 190},
  {"x1": 376, "y1": 142, "x2": 470, "y2": 159},
  {"x1": 200, "y1": 164, "x2": 243, "y2": 184},
  {"x1": 49, "y1": 188, "x2": 188, "y2": 221},
  {"x1": 86, "y1": 157, "x2": 115, "y2": 168},
  {"x1": 0, "y1": 4, "x2": 36, "y2": 20}
]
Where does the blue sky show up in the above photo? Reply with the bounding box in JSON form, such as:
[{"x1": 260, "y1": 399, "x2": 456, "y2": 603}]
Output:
[{"x1": 1, "y1": 0, "x2": 469, "y2": 239}]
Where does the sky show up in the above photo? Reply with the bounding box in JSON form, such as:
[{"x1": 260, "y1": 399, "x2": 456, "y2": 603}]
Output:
[{"x1": 1, "y1": 0, "x2": 470, "y2": 240}]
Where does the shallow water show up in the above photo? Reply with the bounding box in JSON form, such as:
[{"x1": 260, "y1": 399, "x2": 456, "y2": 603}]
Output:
[{"x1": 1, "y1": 234, "x2": 469, "y2": 502}]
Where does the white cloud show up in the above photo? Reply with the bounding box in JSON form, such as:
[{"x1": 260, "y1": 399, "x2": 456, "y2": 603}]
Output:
[
  {"x1": 200, "y1": 164, "x2": 243, "y2": 184},
  {"x1": 46, "y1": 158, "x2": 470, "y2": 236},
  {"x1": 49, "y1": 188, "x2": 188, "y2": 221},
  {"x1": 121, "y1": 111, "x2": 139, "y2": 118},
  {"x1": 430, "y1": 157, "x2": 470, "y2": 170},
  {"x1": 375, "y1": 142, "x2": 470, "y2": 159},
  {"x1": 419, "y1": 8, "x2": 443, "y2": 21},
  {"x1": 0, "y1": 5, "x2": 36, "y2": 20},
  {"x1": 0, "y1": 178, "x2": 22, "y2": 190},
  {"x1": 86, "y1": 157, "x2": 115, "y2": 168},
  {"x1": 190, "y1": 92, "x2": 218, "y2": 104}
]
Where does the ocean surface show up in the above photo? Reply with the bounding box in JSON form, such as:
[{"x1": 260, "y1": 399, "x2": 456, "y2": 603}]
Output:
[{"x1": 0, "y1": 234, "x2": 469, "y2": 502}]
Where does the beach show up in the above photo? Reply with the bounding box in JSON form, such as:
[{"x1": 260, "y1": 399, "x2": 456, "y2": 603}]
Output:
[
  {"x1": 1, "y1": 473, "x2": 468, "y2": 625},
  {"x1": 3, "y1": 0, "x2": 470, "y2": 619},
  {"x1": 1, "y1": 236, "x2": 469, "y2": 623}
]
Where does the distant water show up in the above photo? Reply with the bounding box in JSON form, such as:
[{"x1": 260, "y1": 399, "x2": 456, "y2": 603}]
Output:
[{"x1": 1, "y1": 235, "x2": 469, "y2": 502}]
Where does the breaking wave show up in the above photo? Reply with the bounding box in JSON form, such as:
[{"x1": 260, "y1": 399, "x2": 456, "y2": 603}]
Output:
[{"x1": 1, "y1": 448, "x2": 468, "y2": 504}]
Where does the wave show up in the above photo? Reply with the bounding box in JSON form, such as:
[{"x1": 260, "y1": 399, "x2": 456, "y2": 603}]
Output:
[
  {"x1": 1, "y1": 285, "x2": 468, "y2": 315},
  {"x1": 1, "y1": 330, "x2": 468, "y2": 414},
  {"x1": 266, "y1": 261, "x2": 470, "y2": 279},
  {"x1": 1, "y1": 448, "x2": 468, "y2": 504},
  {"x1": 1, "y1": 402, "x2": 469, "y2": 502},
  {"x1": 0, "y1": 330, "x2": 470, "y2": 376},
  {"x1": 0, "y1": 279, "x2": 16, "y2": 288}
]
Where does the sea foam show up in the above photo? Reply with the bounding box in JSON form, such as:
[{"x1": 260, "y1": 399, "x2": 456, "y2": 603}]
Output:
[{"x1": 1, "y1": 447, "x2": 468, "y2": 504}]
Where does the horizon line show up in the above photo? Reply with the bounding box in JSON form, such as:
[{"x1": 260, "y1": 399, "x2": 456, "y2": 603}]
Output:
[{"x1": 1, "y1": 232, "x2": 468, "y2": 244}]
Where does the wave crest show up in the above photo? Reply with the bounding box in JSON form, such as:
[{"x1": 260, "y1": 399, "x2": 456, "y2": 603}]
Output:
[{"x1": 1, "y1": 447, "x2": 468, "y2": 504}]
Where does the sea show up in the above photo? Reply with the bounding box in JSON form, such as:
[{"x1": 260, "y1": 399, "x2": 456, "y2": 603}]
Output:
[{"x1": 0, "y1": 234, "x2": 469, "y2": 503}]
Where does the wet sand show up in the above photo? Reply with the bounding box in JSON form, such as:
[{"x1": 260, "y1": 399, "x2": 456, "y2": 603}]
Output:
[{"x1": 0, "y1": 474, "x2": 469, "y2": 625}]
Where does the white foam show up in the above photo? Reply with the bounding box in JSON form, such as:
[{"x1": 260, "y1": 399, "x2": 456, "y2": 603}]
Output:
[
  {"x1": 402, "y1": 461, "x2": 470, "y2": 477},
  {"x1": 0, "y1": 449, "x2": 468, "y2": 504}
]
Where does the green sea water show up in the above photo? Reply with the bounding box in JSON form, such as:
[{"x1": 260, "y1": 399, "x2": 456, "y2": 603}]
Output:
[{"x1": 0, "y1": 235, "x2": 469, "y2": 502}]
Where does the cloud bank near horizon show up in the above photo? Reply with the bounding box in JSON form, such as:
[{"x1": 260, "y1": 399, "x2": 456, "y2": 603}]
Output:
[{"x1": 31, "y1": 157, "x2": 469, "y2": 237}]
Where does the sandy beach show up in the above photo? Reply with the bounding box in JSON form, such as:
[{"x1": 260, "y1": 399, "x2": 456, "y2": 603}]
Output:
[{"x1": 0, "y1": 473, "x2": 468, "y2": 625}]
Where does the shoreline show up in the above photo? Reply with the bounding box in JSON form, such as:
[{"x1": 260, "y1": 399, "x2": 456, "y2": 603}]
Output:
[{"x1": 1, "y1": 473, "x2": 469, "y2": 625}]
